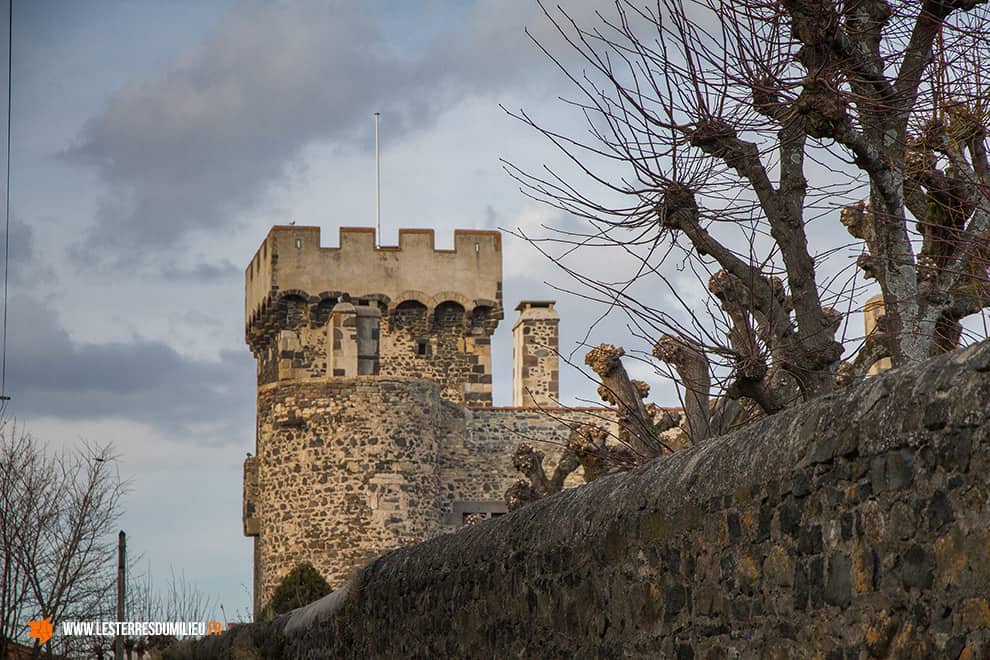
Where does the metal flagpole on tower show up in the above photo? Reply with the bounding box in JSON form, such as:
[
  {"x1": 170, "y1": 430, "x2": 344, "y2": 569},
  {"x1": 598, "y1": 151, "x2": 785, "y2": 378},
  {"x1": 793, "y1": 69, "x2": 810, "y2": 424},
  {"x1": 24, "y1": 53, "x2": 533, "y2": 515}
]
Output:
[{"x1": 374, "y1": 112, "x2": 381, "y2": 248}]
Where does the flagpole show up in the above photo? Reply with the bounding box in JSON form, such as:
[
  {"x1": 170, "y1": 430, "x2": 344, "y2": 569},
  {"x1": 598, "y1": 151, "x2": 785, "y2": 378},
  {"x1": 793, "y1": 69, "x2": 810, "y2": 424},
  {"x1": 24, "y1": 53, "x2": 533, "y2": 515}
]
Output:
[{"x1": 374, "y1": 112, "x2": 381, "y2": 247}]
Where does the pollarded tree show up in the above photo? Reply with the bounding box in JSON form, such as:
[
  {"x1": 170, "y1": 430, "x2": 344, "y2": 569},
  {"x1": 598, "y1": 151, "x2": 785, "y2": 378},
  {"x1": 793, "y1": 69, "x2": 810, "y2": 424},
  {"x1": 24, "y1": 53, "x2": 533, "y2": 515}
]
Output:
[{"x1": 506, "y1": 0, "x2": 990, "y2": 454}]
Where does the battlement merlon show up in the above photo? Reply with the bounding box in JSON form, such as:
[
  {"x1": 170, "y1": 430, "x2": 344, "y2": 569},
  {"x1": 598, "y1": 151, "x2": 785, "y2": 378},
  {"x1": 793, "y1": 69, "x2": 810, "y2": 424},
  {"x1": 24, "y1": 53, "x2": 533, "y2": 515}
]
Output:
[{"x1": 245, "y1": 225, "x2": 503, "y2": 331}]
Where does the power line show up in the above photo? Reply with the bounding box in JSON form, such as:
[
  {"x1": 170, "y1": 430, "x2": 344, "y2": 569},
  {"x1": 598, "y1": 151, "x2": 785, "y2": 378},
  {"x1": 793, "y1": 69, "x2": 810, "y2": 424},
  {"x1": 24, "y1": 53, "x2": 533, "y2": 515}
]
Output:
[{"x1": 1, "y1": 0, "x2": 12, "y2": 407}]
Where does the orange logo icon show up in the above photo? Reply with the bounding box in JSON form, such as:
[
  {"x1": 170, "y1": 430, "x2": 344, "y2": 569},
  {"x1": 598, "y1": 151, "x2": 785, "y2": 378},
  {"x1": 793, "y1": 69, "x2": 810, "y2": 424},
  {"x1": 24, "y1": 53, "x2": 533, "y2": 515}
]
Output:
[
  {"x1": 27, "y1": 617, "x2": 53, "y2": 645},
  {"x1": 207, "y1": 621, "x2": 223, "y2": 636}
]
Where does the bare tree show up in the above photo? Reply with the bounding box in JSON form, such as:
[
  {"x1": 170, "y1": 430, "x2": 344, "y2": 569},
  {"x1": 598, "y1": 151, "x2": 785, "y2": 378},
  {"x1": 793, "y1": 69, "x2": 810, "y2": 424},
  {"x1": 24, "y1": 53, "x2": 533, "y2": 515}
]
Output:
[
  {"x1": 503, "y1": 0, "x2": 990, "y2": 500},
  {"x1": 0, "y1": 421, "x2": 37, "y2": 659},
  {"x1": 0, "y1": 419, "x2": 127, "y2": 660},
  {"x1": 122, "y1": 564, "x2": 219, "y2": 655},
  {"x1": 506, "y1": 0, "x2": 990, "y2": 437}
]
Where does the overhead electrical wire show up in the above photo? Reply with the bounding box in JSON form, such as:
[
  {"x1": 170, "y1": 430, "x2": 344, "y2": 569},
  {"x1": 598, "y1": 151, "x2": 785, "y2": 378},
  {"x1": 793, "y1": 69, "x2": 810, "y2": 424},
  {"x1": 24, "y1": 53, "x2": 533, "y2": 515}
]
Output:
[{"x1": 1, "y1": 0, "x2": 12, "y2": 412}]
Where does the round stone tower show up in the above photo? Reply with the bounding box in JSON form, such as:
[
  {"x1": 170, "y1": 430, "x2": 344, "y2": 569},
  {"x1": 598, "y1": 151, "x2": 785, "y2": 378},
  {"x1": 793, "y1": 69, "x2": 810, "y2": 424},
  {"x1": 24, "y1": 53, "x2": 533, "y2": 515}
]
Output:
[{"x1": 242, "y1": 225, "x2": 503, "y2": 615}]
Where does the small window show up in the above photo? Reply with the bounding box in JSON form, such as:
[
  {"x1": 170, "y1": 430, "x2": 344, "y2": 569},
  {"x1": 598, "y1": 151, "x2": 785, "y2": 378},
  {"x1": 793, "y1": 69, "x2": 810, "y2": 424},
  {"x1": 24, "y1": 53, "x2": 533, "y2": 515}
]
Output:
[
  {"x1": 463, "y1": 512, "x2": 490, "y2": 526},
  {"x1": 416, "y1": 339, "x2": 430, "y2": 356},
  {"x1": 295, "y1": 239, "x2": 303, "y2": 249},
  {"x1": 447, "y1": 500, "x2": 508, "y2": 526},
  {"x1": 463, "y1": 511, "x2": 505, "y2": 525}
]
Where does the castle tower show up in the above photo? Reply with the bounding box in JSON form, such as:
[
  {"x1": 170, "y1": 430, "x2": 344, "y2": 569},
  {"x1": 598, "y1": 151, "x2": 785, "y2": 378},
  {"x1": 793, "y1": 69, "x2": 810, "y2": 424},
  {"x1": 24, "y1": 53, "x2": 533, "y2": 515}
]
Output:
[
  {"x1": 512, "y1": 300, "x2": 560, "y2": 407},
  {"x1": 242, "y1": 226, "x2": 503, "y2": 615}
]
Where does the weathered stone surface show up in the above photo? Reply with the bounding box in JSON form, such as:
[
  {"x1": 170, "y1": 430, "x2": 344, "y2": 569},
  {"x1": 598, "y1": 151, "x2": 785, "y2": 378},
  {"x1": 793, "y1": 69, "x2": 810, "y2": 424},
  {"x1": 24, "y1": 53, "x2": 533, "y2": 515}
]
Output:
[
  {"x1": 180, "y1": 340, "x2": 990, "y2": 658},
  {"x1": 512, "y1": 301, "x2": 559, "y2": 407},
  {"x1": 248, "y1": 375, "x2": 618, "y2": 613}
]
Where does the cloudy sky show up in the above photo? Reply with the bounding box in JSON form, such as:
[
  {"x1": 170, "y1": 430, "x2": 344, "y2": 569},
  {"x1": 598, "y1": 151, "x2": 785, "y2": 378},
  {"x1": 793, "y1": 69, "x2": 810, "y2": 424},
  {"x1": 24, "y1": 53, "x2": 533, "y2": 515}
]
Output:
[
  {"x1": 6, "y1": 0, "x2": 671, "y2": 619},
  {"x1": 8, "y1": 0, "x2": 944, "y2": 621}
]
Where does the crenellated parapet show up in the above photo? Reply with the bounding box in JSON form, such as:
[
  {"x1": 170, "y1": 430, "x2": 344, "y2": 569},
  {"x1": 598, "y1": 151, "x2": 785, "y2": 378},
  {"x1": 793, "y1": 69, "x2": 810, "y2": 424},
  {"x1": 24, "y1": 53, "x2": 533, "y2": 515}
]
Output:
[
  {"x1": 245, "y1": 226, "x2": 502, "y2": 349},
  {"x1": 245, "y1": 225, "x2": 504, "y2": 406}
]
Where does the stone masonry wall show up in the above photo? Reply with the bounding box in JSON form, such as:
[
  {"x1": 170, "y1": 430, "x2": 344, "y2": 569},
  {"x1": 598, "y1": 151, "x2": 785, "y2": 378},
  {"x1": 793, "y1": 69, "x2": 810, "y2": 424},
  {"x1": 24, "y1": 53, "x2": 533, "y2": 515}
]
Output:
[
  {"x1": 437, "y1": 407, "x2": 620, "y2": 530},
  {"x1": 253, "y1": 296, "x2": 496, "y2": 404},
  {"x1": 250, "y1": 377, "x2": 460, "y2": 615},
  {"x1": 512, "y1": 301, "x2": 560, "y2": 407},
  {"x1": 513, "y1": 320, "x2": 559, "y2": 406},
  {"x1": 203, "y1": 340, "x2": 990, "y2": 658},
  {"x1": 255, "y1": 296, "x2": 334, "y2": 387},
  {"x1": 377, "y1": 301, "x2": 497, "y2": 405},
  {"x1": 249, "y1": 374, "x2": 616, "y2": 615}
]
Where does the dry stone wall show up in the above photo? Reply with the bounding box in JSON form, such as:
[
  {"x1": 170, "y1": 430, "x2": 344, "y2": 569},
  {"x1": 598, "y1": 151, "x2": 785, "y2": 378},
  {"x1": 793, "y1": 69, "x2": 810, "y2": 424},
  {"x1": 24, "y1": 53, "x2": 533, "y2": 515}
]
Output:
[{"x1": 202, "y1": 340, "x2": 990, "y2": 658}]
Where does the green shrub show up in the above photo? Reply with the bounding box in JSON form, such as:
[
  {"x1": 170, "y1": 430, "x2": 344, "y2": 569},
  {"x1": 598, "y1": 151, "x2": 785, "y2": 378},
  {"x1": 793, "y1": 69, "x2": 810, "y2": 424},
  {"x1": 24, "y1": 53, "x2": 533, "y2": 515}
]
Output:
[{"x1": 264, "y1": 562, "x2": 332, "y2": 618}]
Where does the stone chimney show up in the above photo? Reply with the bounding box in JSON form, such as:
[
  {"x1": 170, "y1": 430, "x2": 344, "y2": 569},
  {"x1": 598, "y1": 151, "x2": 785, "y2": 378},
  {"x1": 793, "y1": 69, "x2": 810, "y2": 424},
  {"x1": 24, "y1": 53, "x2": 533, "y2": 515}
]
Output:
[
  {"x1": 512, "y1": 301, "x2": 559, "y2": 407},
  {"x1": 328, "y1": 301, "x2": 359, "y2": 377},
  {"x1": 864, "y1": 294, "x2": 891, "y2": 375}
]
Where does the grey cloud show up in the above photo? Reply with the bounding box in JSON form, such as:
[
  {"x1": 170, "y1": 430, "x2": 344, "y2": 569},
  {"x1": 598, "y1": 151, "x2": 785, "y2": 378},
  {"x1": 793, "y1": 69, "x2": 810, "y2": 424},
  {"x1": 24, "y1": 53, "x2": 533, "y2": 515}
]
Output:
[
  {"x1": 175, "y1": 310, "x2": 224, "y2": 330},
  {"x1": 60, "y1": 0, "x2": 607, "y2": 266},
  {"x1": 483, "y1": 204, "x2": 498, "y2": 228},
  {"x1": 62, "y1": 1, "x2": 419, "y2": 261},
  {"x1": 161, "y1": 259, "x2": 240, "y2": 282},
  {"x1": 418, "y1": 0, "x2": 604, "y2": 94},
  {"x1": 6, "y1": 295, "x2": 253, "y2": 444},
  {"x1": 1, "y1": 216, "x2": 57, "y2": 288}
]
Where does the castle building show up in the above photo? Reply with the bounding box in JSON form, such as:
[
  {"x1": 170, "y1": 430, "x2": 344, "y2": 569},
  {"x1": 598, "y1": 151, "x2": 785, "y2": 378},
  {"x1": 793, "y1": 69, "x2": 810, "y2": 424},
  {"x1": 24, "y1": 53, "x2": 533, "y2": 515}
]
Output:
[{"x1": 242, "y1": 226, "x2": 612, "y2": 615}]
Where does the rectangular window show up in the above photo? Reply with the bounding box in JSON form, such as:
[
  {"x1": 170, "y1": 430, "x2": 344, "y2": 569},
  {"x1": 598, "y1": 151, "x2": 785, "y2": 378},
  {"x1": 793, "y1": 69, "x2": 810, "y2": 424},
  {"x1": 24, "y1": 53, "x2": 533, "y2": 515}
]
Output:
[
  {"x1": 356, "y1": 309, "x2": 381, "y2": 375},
  {"x1": 447, "y1": 501, "x2": 508, "y2": 527}
]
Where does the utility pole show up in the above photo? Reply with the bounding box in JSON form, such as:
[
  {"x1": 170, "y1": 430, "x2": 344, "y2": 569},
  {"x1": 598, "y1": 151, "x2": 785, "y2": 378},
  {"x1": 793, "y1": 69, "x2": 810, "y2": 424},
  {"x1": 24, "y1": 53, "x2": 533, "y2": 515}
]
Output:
[{"x1": 115, "y1": 530, "x2": 125, "y2": 660}]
